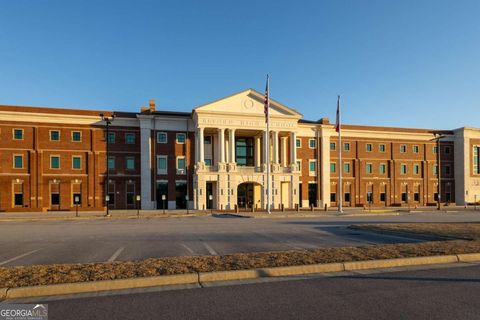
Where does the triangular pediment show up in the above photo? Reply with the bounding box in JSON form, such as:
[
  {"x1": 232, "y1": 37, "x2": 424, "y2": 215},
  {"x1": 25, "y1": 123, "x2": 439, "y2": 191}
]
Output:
[{"x1": 193, "y1": 89, "x2": 303, "y2": 119}]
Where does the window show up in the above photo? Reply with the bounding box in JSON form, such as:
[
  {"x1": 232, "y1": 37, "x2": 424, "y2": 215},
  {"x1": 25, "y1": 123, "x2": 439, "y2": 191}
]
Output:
[
  {"x1": 126, "y1": 156, "x2": 135, "y2": 170},
  {"x1": 379, "y1": 163, "x2": 386, "y2": 174},
  {"x1": 330, "y1": 142, "x2": 336, "y2": 151},
  {"x1": 13, "y1": 155, "x2": 23, "y2": 169},
  {"x1": 107, "y1": 132, "x2": 115, "y2": 144},
  {"x1": 329, "y1": 162, "x2": 335, "y2": 173},
  {"x1": 72, "y1": 131, "x2": 81, "y2": 142},
  {"x1": 14, "y1": 193, "x2": 24, "y2": 206},
  {"x1": 400, "y1": 164, "x2": 407, "y2": 174},
  {"x1": 473, "y1": 146, "x2": 479, "y2": 174},
  {"x1": 51, "y1": 193, "x2": 60, "y2": 205},
  {"x1": 400, "y1": 145, "x2": 407, "y2": 153},
  {"x1": 380, "y1": 192, "x2": 386, "y2": 202},
  {"x1": 401, "y1": 192, "x2": 407, "y2": 202},
  {"x1": 445, "y1": 146, "x2": 451, "y2": 154},
  {"x1": 344, "y1": 193, "x2": 351, "y2": 202},
  {"x1": 413, "y1": 164, "x2": 420, "y2": 175},
  {"x1": 433, "y1": 164, "x2": 438, "y2": 175},
  {"x1": 108, "y1": 156, "x2": 115, "y2": 170},
  {"x1": 434, "y1": 193, "x2": 439, "y2": 201},
  {"x1": 157, "y1": 132, "x2": 167, "y2": 143},
  {"x1": 296, "y1": 138, "x2": 301, "y2": 148},
  {"x1": 296, "y1": 160, "x2": 301, "y2": 171},
  {"x1": 445, "y1": 165, "x2": 451, "y2": 175},
  {"x1": 366, "y1": 163, "x2": 373, "y2": 174},
  {"x1": 50, "y1": 130, "x2": 60, "y2": 141},
  {"x1": 309, "y1": 139, "x2": 317, "y2": 149},
  {"x1": 309, "y1": 160, "x2": 317, "y2": 173},
  {"x1": 413, "y1": 145, "x2": 419, "y2": 153},
  {"x1": 379, "y1": 144, "x2": 386, "y2": 152},
  {"x1": 125, "y1": 133, "x2": 136, "y2": 144},
  {"x1": 344, "y1": 163, "x2": 350, "y2": 173},
  {"x1": 366, "y1": 143, "x2": 373, "y2": 152},
  {"x1": 433, "y1": 146, "x2": 438, "y2": 154},
  {"x1": 414, "y1": 192, "x2": 420, "y2": 202},
  {"x1": 127, "y1": 192, "x2": 135, "y2": 206},
  {"x1": 204, "y1": 136, "x2": 212, "y2": 144},
  {"x1": 330, "y1": 193, "x2": 336, "y2": 202},
  {"x1": 205, "y1": 159, "x2": 212, "y2": 166},
  {"x1": 50, "y1": 156, "x2": 60, "y2": 169},
  {"x1": 13, "y1": 129, "x2": 23, "y2": 140},
  {"x1": 72, "y1": 156, "x2": 81, "y2": 169},
  {"x1": 157, "y1": 155, "x2": 168, "y2": 174},
  {"x1": 177, "y1": 157, "x2": 186, "y2": 171},
  {"x1": 236, "y1": 138, "x2": 254, "y2": 166},
  {"x1": 176, "y1": 133, "x2": 186, "y2": 144},
  {"x1": 344, "y1": 143, "x2": 350, "y2": 151}
]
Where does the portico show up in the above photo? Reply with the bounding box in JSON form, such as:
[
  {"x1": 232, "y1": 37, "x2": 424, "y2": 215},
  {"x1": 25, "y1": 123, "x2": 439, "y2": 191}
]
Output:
[{"x1": 193, "y1": 89, "x2": 302, "y2": 211}]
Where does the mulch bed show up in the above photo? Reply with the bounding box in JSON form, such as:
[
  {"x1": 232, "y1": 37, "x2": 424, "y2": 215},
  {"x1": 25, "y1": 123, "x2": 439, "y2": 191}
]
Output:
[{"x1": 2, "y1": 239, "x2": 480, "y2": 288}]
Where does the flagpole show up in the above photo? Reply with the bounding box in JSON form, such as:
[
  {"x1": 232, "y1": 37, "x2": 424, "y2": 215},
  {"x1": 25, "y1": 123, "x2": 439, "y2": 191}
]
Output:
[
  {"x1": 266, "y1": 75, "x2": 271, "y2": 214},
  {"x1": 338, "y1": 95, "x2": 343, "y2": 213}
]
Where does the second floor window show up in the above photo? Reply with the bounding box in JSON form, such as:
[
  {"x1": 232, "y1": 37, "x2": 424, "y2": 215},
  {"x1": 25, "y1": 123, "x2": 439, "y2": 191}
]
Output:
[
  {"x1": 157, "y1": 132, "x2": 167, "y2": 143},
  {"x1": 13, "y1": 129, "x2": 23, "y2": 140},
  {"x1": 400, "y1": 164, "x2": 407, "y2": 174},
  {"x1": 126, "y1": 156, "x2": 135, "y2": 170},
  {"x1": 330, "y1": 142, "x2": 336, "y2": 150},
  {"x1": 157, "y1": 156, "x2": 167, "y2": 174},
  {"x1": 14, "y1": 155, "x2": 23, "y2": 169},
  {"x1": 329, "y1": 162, "x2": 335, "y2": 173},
  {"x1": 296, "y1": 139, "x2": 301, "y2": 148},
  {"x1": 72, "y1": 131, "x2": 81, "y2": 142},
  {"x1": 177, "y1": 157, "x2": 186, "y2": 170},
  {"x1": 72, "y1": 156, "x2": 81, "y2": 169},
  {"x1": 50, "y1": 131, "x2": 60, "y2": 141},
  {"x1": 51, "y1": 156, "x2": 60, "y2": 169},
  {"x1": 400, "y1": 145, "x2": 407, "y2": 153},
  {"x1": 176, "y1": 133, "x2": 186, "y2": 144},
  {"x1": 108, "y1": 157, "x2": 115, "y2": 170},
  {"x1": 413, "y1": 164, "x2": 420, "y2": 174},
  {"x1": 309, "y1": 139, "x2": 317, "y2": 149},
  {"x1": 125, "y1": 133, "x2": 136, "y2": 144},
  {"x1": 379, "y1": 163, "x2": 386, "y2": 174},
  {"x1": 366, "y1": 143, "x2": 373, "y2": 152},
  {"x1": 344, "y1": 143, "x2": 350, "y2": 151},
  {"x1": 379, "y1": 144, "x2": 386, "y2": 152},
  {"x1": 366, "y1": 163, "x2": 373, "y2": 174},
  {"x1": 433, "y1": 164, "x2": 438, "y2": 175},
  {"x1": 413, "y1": 145, "x2": 419, "y2": 153},
  {"x1": 344, "y1": 163, "x2": 350, "y2": 173}
]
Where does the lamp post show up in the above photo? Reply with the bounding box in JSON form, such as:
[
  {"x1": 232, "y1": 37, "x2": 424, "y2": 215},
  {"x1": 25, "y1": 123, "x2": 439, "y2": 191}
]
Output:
[{"x1": 100, "y1": 113, "x2": 115, "y2": 217}]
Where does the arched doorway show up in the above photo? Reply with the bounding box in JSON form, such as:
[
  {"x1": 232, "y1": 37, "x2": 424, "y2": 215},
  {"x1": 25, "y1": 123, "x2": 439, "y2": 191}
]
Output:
[{"x1": 237, "y1": 182, "x2": 262, "y2": 209}]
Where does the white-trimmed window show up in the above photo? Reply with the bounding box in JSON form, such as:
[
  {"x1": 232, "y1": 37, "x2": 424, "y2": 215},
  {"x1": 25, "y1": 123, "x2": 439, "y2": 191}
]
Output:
[
  {"x1": 329, "y1": 162, "x2": 335, "y2": 173},
  {"x1": 366, "y1": 143, "x2": 373, "y2": 152},
  {"x1": 72, "y1": 156, "x2": 82, "y2": 170},
  {"x1": 413, "y1": 145, "x2": 419, "y2": 153},
  {"x1": 296, "y1": 159, "x2": 302, "y2": 171},
  {"x1": 400, "y1": 145, "x2": 407, "y2": 153},
  {"x1": 309, "y1": 160, "x2": 317, "y2": 175},
  {"x1": 108, "y1": 156, "x2": 115, "y2": 170},
  {"x1": 50, "y1": 155, "x2": 60, "y2": 169},
  {"x1": 176, "y1": 156, "x2": 186, "y2": 173},
  {"x1": 13, "y1": 128, "x2": 24, "y2": 140},
  {"x1": 157, "y1": 132, "x2": 167, "y2": 144},
  {"x1": 309, "y1": 139, "x2": 316, "y2": 149},
  {"x1": 125, "y1": 133, "x2": 136, "y2": 144},
  {"x1": 400, "y1": 163, "x2": 407, "y2": 174},
  {"x1": 379, "y1": 163, "x2": 386, "y2": 174},
  {"x1": 344, "y1": 143, "x2": 350, "y2": 151},
  {"x1": 366, "y1": 163, "x2": 373, "y2": 174},
  {"x1": 205, "y1": 159, "x2": 212, "y2": 166},
  {"x1": 50, "y1": 130, "x2": 60, "y2": 141},
  {"x1": 296, "y1": 138, "x2": 301, "y2": 148},
  {"x1": 379, "y1": 144, "x2": 386, "y2": 152},
  {"x1": 126, "y1": 156, "x2": 135, "y2": 170},
  {"x1": 343, "y1": 162, "x2": 350, "y2": 173},
  {"x1": 176, "y1": 133, "x2": 186, "y2": 144},
  {"x1": 13, "y1": 154, "x2": 23, "y2": 169},
  {"x1": 157, "y1": 155, "x2": 168, "y2": 174},
  {"x1": 433, "y1": 164, "x2": 439, "y2": 175},
  {"x1": 330, "y1": 142, "x2": 336, "y2": 151},
  {"x1": 433, "y1": 146, "x2": 438, "y2": 154},
  {"x1": 72, "y1": 131, "x2": 82, "y2": 142},
  {"x1": 413, "y1": 163, "x2": 420, "y2": 175},
  {"x1": 473, "y1": 146, "x2": 479, "y2": 175}
]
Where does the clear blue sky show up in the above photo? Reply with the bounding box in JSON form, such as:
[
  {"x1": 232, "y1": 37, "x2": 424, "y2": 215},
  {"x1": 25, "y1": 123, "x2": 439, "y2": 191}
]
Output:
[{"x1": 1, "y1": 0, "x2": 479, "y2": 129}]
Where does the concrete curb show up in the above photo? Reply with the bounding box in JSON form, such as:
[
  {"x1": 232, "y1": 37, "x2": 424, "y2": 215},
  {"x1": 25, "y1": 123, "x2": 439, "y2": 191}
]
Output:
[
  {"x1": 2, "y1": 253, "x2": 479, "y2": 300},
  {"x1": 0, "y1": 213, "x2": 210, "y2": 223}
]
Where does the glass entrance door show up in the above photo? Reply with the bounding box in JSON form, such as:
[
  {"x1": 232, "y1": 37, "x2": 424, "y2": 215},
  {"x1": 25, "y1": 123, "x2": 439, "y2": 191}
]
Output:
[{"x1": 238, "y1": 183, "x2": 254, "y2": 209}]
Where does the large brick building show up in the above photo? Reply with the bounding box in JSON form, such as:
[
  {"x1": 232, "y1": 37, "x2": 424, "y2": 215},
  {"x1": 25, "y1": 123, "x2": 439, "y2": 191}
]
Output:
[{"x1": 0, "y1": 89, "x2": 479, "y2": 212}]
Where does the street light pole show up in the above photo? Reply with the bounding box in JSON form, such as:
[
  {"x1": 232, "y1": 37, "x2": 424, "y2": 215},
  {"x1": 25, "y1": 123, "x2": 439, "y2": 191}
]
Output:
[{"x1": 100, "y1": 113, "x2": 115, "y2": 217}]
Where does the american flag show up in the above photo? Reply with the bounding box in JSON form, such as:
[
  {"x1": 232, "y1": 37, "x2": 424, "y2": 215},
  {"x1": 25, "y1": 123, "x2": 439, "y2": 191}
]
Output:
[
  {"x1": 335, "y1": 95, "x2": 340, "y2": 132},
  {"x1": 264, "y1": 75, "x2": 269, "y2": 123}
]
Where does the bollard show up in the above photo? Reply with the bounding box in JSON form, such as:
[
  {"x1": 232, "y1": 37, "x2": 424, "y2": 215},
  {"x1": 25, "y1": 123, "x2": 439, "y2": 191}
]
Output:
[
  {"x1": 235, "y1": 204, "x2": 239, "y2": 213},
  {"x1": 281, "y1": 204, "x2": 285, "y2": 212},
  {"x1": 324, "y1": 204, "x2": 327, "y2": 211},
  {"x1": 295, "y1": 203, "x2": 299, "y2": 212}
]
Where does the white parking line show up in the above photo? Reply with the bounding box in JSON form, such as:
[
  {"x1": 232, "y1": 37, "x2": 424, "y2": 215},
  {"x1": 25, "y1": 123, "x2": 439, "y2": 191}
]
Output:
[
  {"x1": 181, "y1": 243, "x2": 195, "y2": 255},
  {"x1": 0, "y1": 249, "x2": 39, "y2": 266},
  {"x1": 203, "y1": 242, "x2": 218, "y2": 255},
  {"x1": 107, "y1": 246, "x2": 125, "y2": 262}
]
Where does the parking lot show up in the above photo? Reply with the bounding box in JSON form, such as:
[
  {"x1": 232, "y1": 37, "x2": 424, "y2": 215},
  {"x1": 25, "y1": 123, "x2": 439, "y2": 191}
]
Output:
[{"x1": 1, "y1": 212, "x2": 479, "y2": 267}]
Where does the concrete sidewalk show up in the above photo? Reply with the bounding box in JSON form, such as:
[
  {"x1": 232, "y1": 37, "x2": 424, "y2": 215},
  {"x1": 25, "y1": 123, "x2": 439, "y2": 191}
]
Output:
[{"x1": 0, "y1": 206, "x2": 478, "y2": 222}]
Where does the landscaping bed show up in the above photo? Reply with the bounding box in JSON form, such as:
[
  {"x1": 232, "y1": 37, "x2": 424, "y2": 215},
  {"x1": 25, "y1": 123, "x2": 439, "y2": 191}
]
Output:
[{"x1": 2, "y1": 239, "x2": 480, "y2": 288}]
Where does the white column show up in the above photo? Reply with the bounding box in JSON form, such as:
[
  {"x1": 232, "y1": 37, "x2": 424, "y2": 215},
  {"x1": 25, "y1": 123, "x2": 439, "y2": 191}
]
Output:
[
  {"x1": 320, "y1": 129, "x2": 331, "y2": 207},
  {"x1": 255, "y1": 136, "x2": 261, "y2": 167},
  {"x1": 229, "y1": 129, "x2": 236, "y2": 163},
  {"x1": 281, "y1": 136, "x2": 288, "y2": 167},
  {"x1": 198, "y1": 127, "x2": 204, "y2": 163},
  {"x1": 218, "y1": 128, "x2": 225, "y2": 163},
  {"x1": 272, "y1": 131, "x2": 279, "y2": 164},
  {"x1": 290, "y1": 132, "x2": 297, "y2": 165}
]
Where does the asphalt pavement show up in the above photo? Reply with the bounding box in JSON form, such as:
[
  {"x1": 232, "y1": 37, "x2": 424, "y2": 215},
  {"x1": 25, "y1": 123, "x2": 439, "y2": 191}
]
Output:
[
  {"x1": 0, "y1": 212, "x2": 479, "y2": 267},
  {"x1": 15, "y1": 263, "x2": 480, "y2": 320}
]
